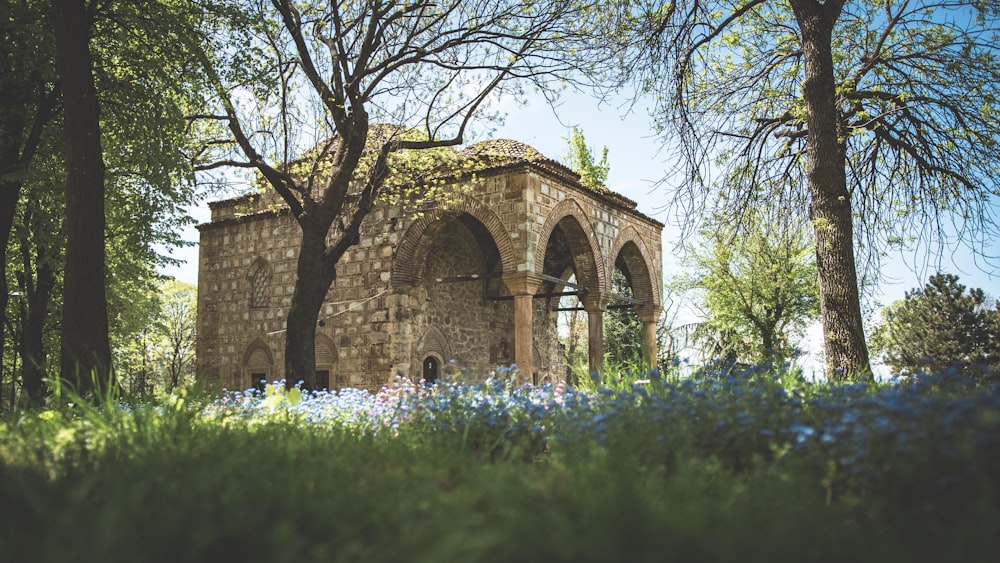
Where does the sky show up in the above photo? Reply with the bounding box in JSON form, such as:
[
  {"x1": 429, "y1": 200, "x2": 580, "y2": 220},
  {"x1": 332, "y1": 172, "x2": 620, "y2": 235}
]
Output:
[{"x1": 159, "y1": 88, "x2": 999, "y2": 374}]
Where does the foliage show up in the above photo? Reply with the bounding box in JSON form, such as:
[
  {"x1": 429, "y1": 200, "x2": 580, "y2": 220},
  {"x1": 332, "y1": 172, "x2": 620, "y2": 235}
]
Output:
[
  {"x1": 598, "y1": 0, "x2": 1000, "y2": 380},
  {"x1": 563, "y1": 126, "x2": 610, "y2": 191},
  {"x1": 2, "y1": 0, "x2": 215, "y2": 403},
  {"x1": 677, "y1": 212, "x2": 819, "y2": 367},
  {"x1": 1, "y1": 367, "x2": 998, "y2": 561},
  {"x1": 872, "y1": 273, "x2": 1000, "y2": 379},
  {"x1": 0, "y1": 0, "x2": 60, "y2": 382},
  {"x1": 604, "y1": 268, "x2": 643, "y2": 366},
  {"x1": 115, "y1": 279, "x2": 198, "y2": 398}
]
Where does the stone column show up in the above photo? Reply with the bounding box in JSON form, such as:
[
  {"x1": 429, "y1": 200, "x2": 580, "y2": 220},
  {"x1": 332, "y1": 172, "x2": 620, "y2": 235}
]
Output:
[
  {"x1": 587, "y1": 308, "x2": 604, "y2": 378},
  {"x1": 502, "y1": 273, "x2": 543, "y2": 385},
  {"x1": 582, "y1": 293, "x2": 608, "y2": 379},
  {"x1": 639, "y1": 306, "x2": 662, "y2": 370}
]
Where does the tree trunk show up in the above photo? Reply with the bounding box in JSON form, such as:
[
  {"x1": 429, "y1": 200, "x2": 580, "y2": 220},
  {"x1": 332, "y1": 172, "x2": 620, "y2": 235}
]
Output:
[
  {"x1": 51, "y1": 0, "x2": 113, "y2": 394},
  {"x1": 791, "y1": 0, "x2": 872, "y2": 381},
  {"x1": 760, "y1": 324, "x2": 775, "y2": 365},
  {"x1": 18, "y1": 215, "x2": 55, "y2": 406},
  {"x1": 1, "y1": 0, "x2": 24, "y2": 384},
  {"x1": 21, "y1": 260, "x2": 54, "y2": 405},
  {"x1": 284, "y1": 227, "x2": 337, "y2": 389},
  {"x1": 0, "y1": 188, "x2": 16, "y2": 383}
]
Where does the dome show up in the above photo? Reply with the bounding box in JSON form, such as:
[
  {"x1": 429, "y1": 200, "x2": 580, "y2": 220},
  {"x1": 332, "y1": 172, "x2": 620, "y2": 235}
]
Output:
[{"x1": 460, "y1": 139, "x2": 546, "y2": 161}]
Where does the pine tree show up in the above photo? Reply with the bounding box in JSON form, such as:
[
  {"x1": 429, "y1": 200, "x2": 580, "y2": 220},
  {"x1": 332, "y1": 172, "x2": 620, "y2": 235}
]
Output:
[{"x1": 873, "y1": 273, "x2": 999, "y2": 378}]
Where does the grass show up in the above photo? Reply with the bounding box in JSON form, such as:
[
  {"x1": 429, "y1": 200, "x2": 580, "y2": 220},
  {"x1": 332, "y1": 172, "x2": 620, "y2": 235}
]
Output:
[{"x1": 1, "y1": 366, "x2": 998, "y2": 562}]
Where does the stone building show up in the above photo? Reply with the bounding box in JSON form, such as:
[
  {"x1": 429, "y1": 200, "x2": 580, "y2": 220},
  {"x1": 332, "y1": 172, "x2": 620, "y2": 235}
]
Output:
[{"x1": 196, "y1": 139, "x2": 663, "y2": 391}]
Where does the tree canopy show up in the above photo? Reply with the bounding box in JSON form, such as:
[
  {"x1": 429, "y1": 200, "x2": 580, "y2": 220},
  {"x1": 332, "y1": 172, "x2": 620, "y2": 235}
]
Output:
[
  {"x1": 600, "y1": 0, "x2": 1000, "y2": 380},
  {"x1": 677, "y1": 211, "x2": 819, "y2": 367},
  {"x1": 2, "y1": 0, "x2": 224, "y2": 404}
]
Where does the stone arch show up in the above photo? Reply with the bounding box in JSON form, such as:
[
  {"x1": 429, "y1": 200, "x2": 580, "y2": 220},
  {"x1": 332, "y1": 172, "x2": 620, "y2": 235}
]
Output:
[
  {"x1": 392, "y1": 195, "x2": 516, "y2": 287},
  {"x1": 609, "y1": 227, "x2": 661, "y2": 313},
  {"x1": 242, "y1": 337, "x2": 274, "y2": 390},
  {"x1": 247, "y1": 256, "x2": 271, "y2": 308},
  {"x1": 534, "y1": 198, "x2": 606, "y2": 301},
  {"x1": 315, "y1": 333, "x2": 337, "y2": 366},
  {"x1": 415, "y1": 325, "x2": 451, "y2": 362},
  {"x1": 414, "y1": 326, "x2": 451, "y2": 382}
]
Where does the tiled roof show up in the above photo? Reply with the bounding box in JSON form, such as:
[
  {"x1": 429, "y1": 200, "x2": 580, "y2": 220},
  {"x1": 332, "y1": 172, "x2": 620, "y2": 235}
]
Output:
[
  {"x1": 459, "y1": 139, "x2": 636, "y2": 210},
  {"x1": 461, "y1": 139, "x2": 547, "y2": 161}
]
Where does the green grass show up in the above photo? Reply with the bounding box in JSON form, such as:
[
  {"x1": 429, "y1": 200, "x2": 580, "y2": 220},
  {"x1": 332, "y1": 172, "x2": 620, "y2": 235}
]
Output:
[{"x1": 0, "y1": 371, "x2": 997, "y2": 562}]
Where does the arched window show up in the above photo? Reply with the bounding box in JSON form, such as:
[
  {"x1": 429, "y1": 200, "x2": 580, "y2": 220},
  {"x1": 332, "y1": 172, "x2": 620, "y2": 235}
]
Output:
[{"x1": 248, "y1": 257, "x2": 270, "y2": 308}]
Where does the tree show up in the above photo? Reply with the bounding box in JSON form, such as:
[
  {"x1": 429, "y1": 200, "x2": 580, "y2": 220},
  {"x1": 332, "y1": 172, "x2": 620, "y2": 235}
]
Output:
[
  {"x1": 1, "y1": 1, "x2": 231, "y2": 404},
  {"x1": 677, "y1": 211, "x2": 819, "y2": 367},
  {"x1": 872, "y1": 273, "x2": 999, "y2": 377},
  {"x1": 603, "y1": 1, "x2": 1000, "y2": 380},
  {"x1": 116, "y1": 279, "x2": 197, "y2": 397},
  {"x1": 154, "y1": 279, "x2": 197, "y2": 392},
  {"x1": 51, "y1": 0, "x2": 113, "y2": 394},
  {"x1": 0, "y1": 0, "x2": 60, "y2": 381},
  {"x1": 563, "y1": 126, "x2": 610, "y2": 191},
  {"x1": 193, "y1": 0, "x2": 587, "y2": 388},
  {"x1": 12, "y1": 177, "x2": 61, "y2": 404}
]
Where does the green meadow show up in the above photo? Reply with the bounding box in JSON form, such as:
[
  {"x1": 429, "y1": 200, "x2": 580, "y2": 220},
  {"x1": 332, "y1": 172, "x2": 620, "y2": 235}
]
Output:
[{"x1": 1, "y1": 368, "x2": 997, "y2": 562}]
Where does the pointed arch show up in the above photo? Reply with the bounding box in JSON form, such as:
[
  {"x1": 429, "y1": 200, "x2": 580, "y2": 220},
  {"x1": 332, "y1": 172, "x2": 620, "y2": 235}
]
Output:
[
  {"x1": 242, "y1": 337, "x2": 274, "y2": 391},
  {"x1": 315, "y1": 332, "x2": 337, "y2": 366},
  {"x1": 534, "y1": 198, "x2": 606, "y2": 300},
  {"x1": 314, "y1": 332, "x2": 338, "y2": 390},
  {"x1": 392, "y1": 195, "x2": 516, "y2": 287},
  {"x1": 415, "y1": 325, "x2": 451, "y2": 362},
  {"x1": 609, "y1": 227, "x2": 661, "y2": 313},
  {"x1": 414, "y1": 325, "x2": 451, "y2": 383}
]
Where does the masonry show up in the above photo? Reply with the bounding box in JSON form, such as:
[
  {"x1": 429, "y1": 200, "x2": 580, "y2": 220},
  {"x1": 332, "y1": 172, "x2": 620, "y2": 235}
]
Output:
[{"x1": 196, "y1": 139, "x2": 664, "y2": 392}]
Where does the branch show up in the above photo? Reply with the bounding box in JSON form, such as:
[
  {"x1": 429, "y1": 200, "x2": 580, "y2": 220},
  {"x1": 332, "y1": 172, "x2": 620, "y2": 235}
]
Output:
[
  {"x1": 271, "y1": 0, "x2": 348, "y2": 128},
  {"x1": 676, "y1": 0, "x2": 768, "y2": 80},
  {"x1": 193, "y1": 160, "x2": 258, "y2": 172},
  {"x1": 17, "y1": 80, "x2": 61, "y2": 174},
  {"x1": 190, "y1": 37, "x2": 304, "y2": 218}
]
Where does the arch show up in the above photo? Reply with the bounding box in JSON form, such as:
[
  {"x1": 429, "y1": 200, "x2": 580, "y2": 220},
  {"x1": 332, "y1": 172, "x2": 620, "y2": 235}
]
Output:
[
  {"x1": 534, "y1": 198, "x2": 606, "y2": 301},
  {"x1": 609, "y1": 227, "x2": 661, "y2": 313},
  {"x1": 415, "y1": 325, "x2": 451, "y2": 362},
  {"x1": 242, "y1": 337, "x2": 274, "y2": 391},
  {"x1": 392, "y1": 194, "x2": 516, "y2": 287},
  {"x1": 415, "y1": 326, "x2": 450, "y2": 383},
  {"x1": 315, "y1": 332, "x2": 338, "y2": 390},
  {"x1": 247, "y1": 256, "x2": 271, "y2": 308},
  {"x1": 315, "y1": 333, "x2": 337, "y2": 366}
]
